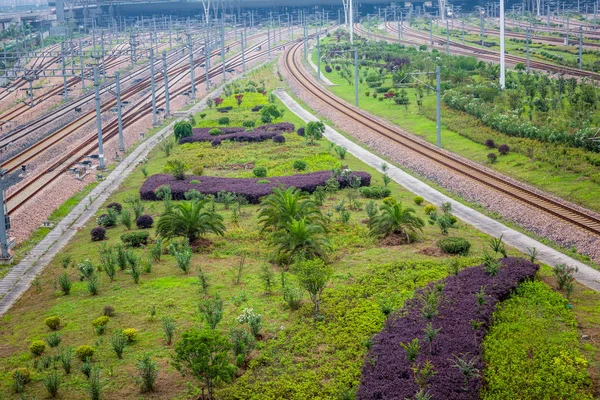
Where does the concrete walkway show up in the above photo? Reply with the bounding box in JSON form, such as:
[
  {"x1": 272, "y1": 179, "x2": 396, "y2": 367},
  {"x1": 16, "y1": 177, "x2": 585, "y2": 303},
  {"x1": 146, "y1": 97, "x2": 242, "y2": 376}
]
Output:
[
  {"x1": 275, "y1": 89, "x2": 600, "y2": 293},
  {"x1": 0, "y1": 61, "x2": 271, "y2": 317}
]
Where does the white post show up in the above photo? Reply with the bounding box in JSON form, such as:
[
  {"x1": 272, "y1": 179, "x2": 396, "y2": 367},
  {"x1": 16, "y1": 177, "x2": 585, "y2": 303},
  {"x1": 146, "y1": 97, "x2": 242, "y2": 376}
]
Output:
[
  {"x1": 349, "y1": 0, "x2": 354, "y2": 44},
  {"x1": 500, "y1": 0, "x2": 506, "y2": 89}
]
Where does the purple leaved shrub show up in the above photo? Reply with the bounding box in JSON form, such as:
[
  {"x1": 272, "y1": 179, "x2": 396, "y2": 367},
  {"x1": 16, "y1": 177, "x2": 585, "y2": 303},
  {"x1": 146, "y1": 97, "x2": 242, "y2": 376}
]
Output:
[
  {"x1": 136, "y1": 215, "x2": 154, "y2": 229},
  {"x1": 91, "y1": 227, "x2": 106, "y2": 242},
  {"x1": 106, "y1": 202, "x2": 122, "y2": 213},
  {"x1": 180, "y1": 124, "x2": 294, "y2": 145},
  {"x1": 140, "y1": 171, "x2": 371, "y2": 204},
  {"x1": 357, "y1": 257, "x2": 539, "y2": 400},
  {"x1": 272, "y1": 135, "x2": 286, "y2": 143}
]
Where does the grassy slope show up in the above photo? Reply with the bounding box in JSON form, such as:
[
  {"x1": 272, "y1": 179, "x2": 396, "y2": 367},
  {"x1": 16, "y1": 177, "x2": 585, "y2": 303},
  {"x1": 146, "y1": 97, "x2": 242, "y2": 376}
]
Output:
[{"x1": 311, "y1": 48, "x2": 600, "y2": 213}]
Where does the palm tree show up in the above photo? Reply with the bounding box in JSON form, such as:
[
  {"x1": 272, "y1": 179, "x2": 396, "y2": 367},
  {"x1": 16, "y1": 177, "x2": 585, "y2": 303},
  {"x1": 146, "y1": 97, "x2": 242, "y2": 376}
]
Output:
[
  {"x1": 156, "y1": 200, "x2": 225, "y2": 242},
  {"x1": 273, "y1": 218, "x2": 329, "y2": 264},
  {"x1": 368, "y1": 202, "x2": 424, "y2": 243},
  {"x1": 258, "y1": 187, "x2": 325, "y2": 233}
]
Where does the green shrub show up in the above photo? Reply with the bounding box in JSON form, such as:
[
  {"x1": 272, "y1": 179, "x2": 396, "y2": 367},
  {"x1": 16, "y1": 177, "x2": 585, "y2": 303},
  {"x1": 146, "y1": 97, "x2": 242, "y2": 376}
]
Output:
[
  {"x1": 243, "y1": 120, "x2": 256, "y2": 129},
  {"x1": 30, "y1": 340, "x2": 46, "y2": 356},
  {"x1": 121, "y1": 231, "x2": 150, "y2": 247},
  {"x1": 12, "y1": 368, "x2": 30, "y2": 392},
  {"x1": 253, "y1": 166, "x2": 267, "y2": 178},
  {"x1": 482, "y1": 281, "x2": 593, "y2": 400},
  {"x1": 46, "y1": 332, "x2": 62, "y2": 348},
  {"x1": 123, "y1": 328, "x2": 138, "y2": 343},
  {"x1": 58, "y1": 273, "x2": 72, "y2": 295},
  {"x1": 382, "y1": 196, "x2": 396, "y2": 206},
  {"x1": 257, "y1": 179, "x2": 270, "y2": 184},
  {"x1": 174, "y1": 121, "x2": 192, "y2": 140},
  {"x1": 111, "y1": 332, "x2": 127, "y2": 359},
  {"x1": 44, "y1": 316, "x2": 61, "y2": 331},
  {"x1": 424, "y1": 204, "x2": 437, "y2": 215},
  {"x1": 92, "y1": 316, "x2": 109, "y2": 328},
  {"x1": 437, "y1": 237, "x2": 471, "y2": 255},
  {"x1": 360, "y1": 186, "x2": 391, "y2": 199},
  {"x1": 75, "y1": 345, "x2": 94, "y2": 361},
  {"x1": 209, "y1": 128, "x2": 222, "y2": 136},
  {"x1": 192, "y1": 166, "x2": 204, "y2": 176},
  {"x1": 218, "y1": 117, "x2": 230, "y2": 125},
  {"x1": 293, "y1": 160, "x2": 307, "y2": 171},
  {"x1": 414, "y1": 196, "x2": 424, "y2": 205}
]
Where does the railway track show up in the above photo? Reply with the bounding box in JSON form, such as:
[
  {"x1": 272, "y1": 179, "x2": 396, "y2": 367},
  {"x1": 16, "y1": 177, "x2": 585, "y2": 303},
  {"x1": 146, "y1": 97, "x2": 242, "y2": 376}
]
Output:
[
  {"x1": 376, "y1": 22, "x2": 600, "y2": 80},
  {"x1": 0, "y1": 43, "x2": 132, "y2": 123},
  {"x1": 285, "y1": 39, "x2": 600, "y2": 236},
  {"x1": 4, "y1": 29, "x2": 301, "y2": 213},
  {"x1": 0, "y1": 36, "x2": 204, "y2": 150}
]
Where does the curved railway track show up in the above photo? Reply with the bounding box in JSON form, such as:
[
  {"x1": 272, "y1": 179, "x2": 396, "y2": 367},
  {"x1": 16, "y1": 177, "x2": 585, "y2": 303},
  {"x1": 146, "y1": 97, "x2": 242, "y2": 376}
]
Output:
[
  {"x1": 284, "y1": 39, "x2": 600, "y2": 236},
  {"x1": 4, "y1": 30, "x2": 301, "y2": 213},
  {"x1": 375, "y1": 22, "x2": 600, "y2": 80}
]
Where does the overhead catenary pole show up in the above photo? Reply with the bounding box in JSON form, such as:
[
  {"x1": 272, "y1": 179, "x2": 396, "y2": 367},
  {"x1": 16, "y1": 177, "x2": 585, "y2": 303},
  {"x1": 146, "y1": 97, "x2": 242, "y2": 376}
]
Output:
[
  {"x1": 150, "y1": 48, "x2": 157, "y2": 126},
  {"x1": 115, "y1": 71, "x2": 124, "y2": 152},
  {"x1": 241, "y1": 32, "x2": 246, "y2": 72},
  {"x1": 445, "y1": 18, "x2": 450, "y2": 55},
  {"x1": 188, "y1": 34, "x2": 196, "y2": 99},
  {"x1": 500, "y1": 0, "x2": 506, "y2": 89},
  {"x1": 317, "y1": 33, "x2": 321, "y2": 80},
  {"x1": 526, "y1": 27, "x2": 530, "y2": 72},
  {"x1": 349, "y1": 0, "x2": 354, "y2": 44},
  {"x1": 579, "y1": 26, "x2": 583, "y2": 70},
  {"x1": 0, "y1": 172, "x2": 12, "y2": 262},
  {"x1": 61, "y1": 41, "x2": 68, "y2": 101},
  {"x1": 436, "y1": 65, "x2": 441, "y2": 147},
  {"x1": 354, "y1": 47, "x2": 359, "y2": 106},
  {"x1": 162, "y1": 51, "x2": 170, "y2": 117},
  {"x1": 221, "y1": 19, "x2": 226, "y2": 83},
  {"x1": 93, "y1": 66, "x2": 105, "y2": 170}
]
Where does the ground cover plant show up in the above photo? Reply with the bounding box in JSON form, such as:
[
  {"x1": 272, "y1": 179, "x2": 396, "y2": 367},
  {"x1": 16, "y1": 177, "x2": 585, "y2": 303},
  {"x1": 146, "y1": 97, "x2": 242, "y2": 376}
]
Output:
[
  {"x1": 314, "y1": 32, "x2": 600, "y2": 214},
  {"x1": 0, "y1": 64, "x2": 596, "y2": 399},
  {"x1": 357, "y1": 257, "x2": 539, "y2": 399}
]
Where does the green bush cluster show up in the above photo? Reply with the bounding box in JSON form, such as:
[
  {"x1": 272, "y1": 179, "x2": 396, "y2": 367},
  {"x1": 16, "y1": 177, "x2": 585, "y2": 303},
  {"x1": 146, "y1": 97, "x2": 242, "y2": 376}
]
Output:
[
  {"x1": 482, "y1": 281, "x2": 593, "y2": 400},
  {"x1": 75, "y1": 345, "x2": 94, "y2": 361},
  {"x1": 437, "y1": 237, "x2": 471, "y2": 255},
  {"x1": 121, "y1": 231, "x2": 150, "y2": 247},
  {"x1": 359, "y1": 186, "x2": 392, "y2": 199},
  {"x1": 44, "y1": 316, "x2": 61, "y2": 331}
]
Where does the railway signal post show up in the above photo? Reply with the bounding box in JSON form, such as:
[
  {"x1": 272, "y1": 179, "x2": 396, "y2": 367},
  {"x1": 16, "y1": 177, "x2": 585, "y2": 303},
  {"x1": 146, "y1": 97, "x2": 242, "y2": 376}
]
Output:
[
  {"x1": 579, "y1": 26, "x2": 583, "y2": 70},
  {"x1": 188, "y1": 34, "x2": 196, "y2": 100},
  {"x1": 317, "y1": 33, "x2": 321, "y2": 81},
  {"x1": 61, "y1": 42, "x2": 68, "y2": 101}
]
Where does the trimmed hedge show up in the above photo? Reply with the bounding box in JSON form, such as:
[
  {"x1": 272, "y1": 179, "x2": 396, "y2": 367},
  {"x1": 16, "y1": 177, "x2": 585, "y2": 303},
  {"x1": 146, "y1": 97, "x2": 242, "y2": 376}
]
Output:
[
  {"x1": 360, "y1": 186, "x2": 391, "y2": 199},
  {"x1": 140, "y1": 171, "x2": 371, "y2": 204},
  {"x1": 357, "y1": 258, "x2": 539, "y2": 399},
  {"x1": 136, "y1": 215, "x2": 154, "y2": 229}
]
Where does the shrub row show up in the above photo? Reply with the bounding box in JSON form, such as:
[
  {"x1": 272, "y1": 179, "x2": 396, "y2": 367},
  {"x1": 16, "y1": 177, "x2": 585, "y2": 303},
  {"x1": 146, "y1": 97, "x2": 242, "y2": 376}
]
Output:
[
  {"x1": 443, "y1": 89, "x2": 600, "y2": 153},
  {"x1": 357, "y1": 257, "x2": 539, "y2": 400},
  {"x1": 140, "y1": 171, "x2": 371, "y2": 204}
]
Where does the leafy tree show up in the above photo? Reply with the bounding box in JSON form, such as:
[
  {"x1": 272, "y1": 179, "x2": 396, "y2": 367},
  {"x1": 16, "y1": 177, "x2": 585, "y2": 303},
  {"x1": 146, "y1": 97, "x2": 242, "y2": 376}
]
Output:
[
  {"x1": 258, "y1": 187, "x2": 325, "y2": 233},
  {"x1": 173, "y1": 328, "x2": 236, "y2": 400},
  {"x1": 294, "y1": 258, "x2": 333, "y2": 316},
  {"x1": 273, "y1": 218, "x2": 329, "y2": 264},
  {"x1": 174, "y1": 121, "x2": 193, "y2": 140},
  {"x1": 305, "y1": 121, "x2": 326, "y2": 145},
  {"x1": 157, "y1": 200, "x2": 225, "y2": 242},
  {"x1": 368, "y1": 202, "x2": 425, "y2": 242},
  {"x1": 260, "y1": 104, "x2": 281, "y2": 123}
]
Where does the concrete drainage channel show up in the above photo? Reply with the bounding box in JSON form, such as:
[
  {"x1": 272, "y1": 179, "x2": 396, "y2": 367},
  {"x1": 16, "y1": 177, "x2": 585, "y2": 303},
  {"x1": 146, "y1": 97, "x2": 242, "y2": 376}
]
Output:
[
  {"x1": 0, "y1": 60, "x2": 272, "y2": 317},
  {"x1": 275, "y1": 88, "x2": 600, "y2": 293}
]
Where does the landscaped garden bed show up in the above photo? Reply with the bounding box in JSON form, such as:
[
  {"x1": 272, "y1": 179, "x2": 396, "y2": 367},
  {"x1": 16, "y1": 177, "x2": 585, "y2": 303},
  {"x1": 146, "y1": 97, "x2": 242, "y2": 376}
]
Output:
[
  {"x1": 140, "y1": 170, "x2": 371, "y2": 203},
  {"x1": 357, "y1": 257, "x2": 539, "y2": 399}
]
